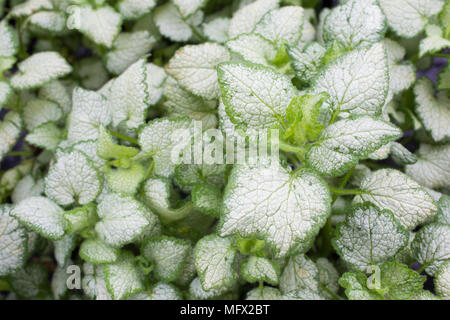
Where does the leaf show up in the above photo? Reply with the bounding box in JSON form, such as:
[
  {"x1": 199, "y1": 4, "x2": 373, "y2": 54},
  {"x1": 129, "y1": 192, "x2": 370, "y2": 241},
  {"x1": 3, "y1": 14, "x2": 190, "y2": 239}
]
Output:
[
  {"x1": 25, "y1": 122, "x2": 63, "y2": 151},
  {"x1": 332, "y1": 203, "x2": 409, "y2": 272},
  {"x1": 104, "y1": 251, "x2": 144, "y2": 300},
  {"x1": 10, "y1": 52, "x2": 72, "y2": 90},
  {"x1": 23, "y1": 99, "x2": 62, "y2": 131},
  {"x1": 241, "y1": 256, "x2": 279, "y2": 285},
  {"x1": 0, "y1": 20, "x2": 18, "y2": 57},
  {"x1": 11, "y1": 196, "x2": 67, "y2": 240},
  {"x1": 218, "y1": 61, "x2": 296, "y2": 130},
  {"x1": 0, "y1": 111, "x2": 22, "y2": 162},
  {"x1": 142, "y1": 236, "x2": 191, "y2": 282},
  {"x1": 322, "y1": 0, "x2": 386, "y2": 49},
  {"x1": 128, "y1": 282, "x2": 182, "y2": 300},
  {"x1": 82, "y1": 263, "x2": 111, "y2": 300},
  {"x1": 414, "y1": 77, "x2": 450, "y2": 142},
  {"x1": 162, "y1": 78, "x2": 217, "y2": 127},
  {"x1": 8, "y1": 262, "x2": 47, "y2": 299},
  {"x1": 75, "y1": 57, "x2": 109, "y2": 91},
  {"x1": 203, "y1": 17, "x2": 230, "y2": 43},
  {"x1": 225, "y1": 33, "x2": 277, "y2": 66},
  {"x1": 54, "y1": 234, "x2": 76, "y2": 266},
  {"x1": 97, "y1": 126, "x2": 139, "y2": 160},
  {"x1": 354, "y1": 169, "x2": 438, "y2": 230},
  {"x1": 411, "y1": 223, "x2": 450, "y2": 275},
  {"x1": 405, "y1": 144, "x2": 450, "y2": 189},
  {"x1": 382, "y1": 38, "x2": 416, "y2": 97},
  {"x1": 117, "y1": 0, "x2": 156, "y2": 20},
  {"x1": 175, "y1": 162, "x2": 226, "y2": 187},
  {"x1": 64, "y1": 204, "x2": 97, "y2": 234},
  {"x1": 419, "y1": 24, "x2": 450, "y2": 57},
  {"x1": 378, "y1": 0, "x2": 445, "y2": 38},
  {"x1": 316, "y1": 257, "x2": 340, "y2": 298},
  {"x1": 0, "y1": 205, "x2": 27, "y2": 276},
  {"x1": 284, "y1": 93, "x2": 329, "y2": 144},
  {"x1": 173, "y1": 0, "x2": 206, "y2": 18},
  {"x1": 390, "y1": 142, "x2": 417, "y2": 165},
  {"x1": 192, "y1": 184, "x2": 222, "y2": 217},
  {"x1": 67, "y1": 87, "x2": 112, "y2": 143},
  {"x1": 95, "y1": 194, "x2": 153, "y2": 247},
  {"x1": 71, "y1": 5, "x2": 122, "y2": 48},
  {"x1": 194, "y1": 235, "x2": 238, "y2": 291},
  {"x1": 378, "y1": 260, "x2": 426, "y2": 299},
  {"x1": 311, "y1": 42, "x2": 389, "y2": 118},
  {"x1": 108, "y1": 59, "x2": 149, "y2": 129},
  {"x1": 38, "y1": 80, "x2": 72, "y2": 115},
  {"x1": 105, "y1": 163, "x2": 146, "y2": 196},
  {"x1": 80, "y1": 238, "x2": 120, "y2": 264},
  {"x1": 9, "y1": 0, "x2": 53, "y2": 18},
  {"x1": 0, "y1": 81, "x2": 12, "y2": 109},
  {"x1": 279, "y1": 254, "x2": 320, "y2": 294},
  {"x1": 339, "y1": 260, "x2": 425, "y2": 300},
  {"x1": 253, "y1": 6, "x2": 304, "y2": 46},
  {"x1": 434, "y1": 261, "x2": 450, "y2": 299},
  {"x1": 306, "y1": 116, "x2": 401, "y2": 177},
  {"x1": 188, "y1": 277, "x2": 229, "y2": 300},
  {"x1": 219, "y1": 161, "x2": 331, "y2": 257},
  {"x1": 228, "y1": 0, "x2": 279, "y2": 39},
  {"x1": 44, "y1": 150, "x2": 102, "y2": 206},
  {"x1": 105, "y1": 31, "x2": 156, "y2": 75},
  {"x1": 138, "y1": 117, "x2": 192, "y2": 177},
  {"x1": 153, "y1": 3, "x2": 203, "y2": 42},
  {"x1": 11, "y1": 175, "x2": 43, "y2": 204},
  {"x1": 288, "y1": 42, "x2": 326, "y2": 84},
  {"x1": 435, "y1": 195, "x2": 450, "y2": 225},
  {"x1": 145, "y1": 63, "x2": 167, "y2": 105},
  {"x1": 166, "y1": 43, "x2": 230, "y2": 100},
  {"x1": 28, "y1": 11, "x2": 67, "y2": 34},
  {"x1": 246, "y1": 287, "x2": 282, "y2": 300}
]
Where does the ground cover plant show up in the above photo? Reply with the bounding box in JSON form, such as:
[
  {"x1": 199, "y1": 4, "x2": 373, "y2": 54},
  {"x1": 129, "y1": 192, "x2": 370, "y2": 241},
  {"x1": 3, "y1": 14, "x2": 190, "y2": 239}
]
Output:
[{"x1": 0, "y1": 0, "x2": 449, "y2": 300}]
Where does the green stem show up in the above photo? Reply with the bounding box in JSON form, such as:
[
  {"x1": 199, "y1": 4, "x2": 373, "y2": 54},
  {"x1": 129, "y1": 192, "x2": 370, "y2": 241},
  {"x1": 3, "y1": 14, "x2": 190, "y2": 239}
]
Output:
[
  {"x1": 6, "y1": 150, "x2": 34, "y2": 157},
  {"x1": 189, "y1": 25, "x2": 206, "y2": 42},
  {"x1": 329, "y1": 187, "x2": 362, "y2": 196},
  {"x1": 108, "y1": 129, "x2": 139, "y2": 145},
  {"x1": 332, "y1": 166, "x2": 355, "y2": 203},
  {"x1": 431, "y1": 53, "x2": 450, "y2": 59}
]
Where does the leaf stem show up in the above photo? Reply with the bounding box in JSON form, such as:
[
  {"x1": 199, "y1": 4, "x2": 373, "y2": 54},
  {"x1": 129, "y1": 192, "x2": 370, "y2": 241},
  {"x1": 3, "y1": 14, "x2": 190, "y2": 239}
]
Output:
[
  {"x1": 431, "y1": 53, "x2": 450, "y2": 59},
  {"x1": 6, "y1": 150, "x2": 34, "y2": 157},
  {"x1": 329, "y1": 187, "x2": 362, "y2": 196},
  {"x1": 332, "y1": 166, "x2": 355, "y2": 204},
  {"x1": 417, "y1": 263, "x2": 429, "y2": 274},
  {"x1": 108, "y1": 129, "x2": 139, "y2": 145}
]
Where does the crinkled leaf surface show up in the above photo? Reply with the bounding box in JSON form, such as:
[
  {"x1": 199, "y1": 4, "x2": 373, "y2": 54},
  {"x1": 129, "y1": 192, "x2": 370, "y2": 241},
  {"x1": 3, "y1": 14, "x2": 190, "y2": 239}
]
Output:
[
  {"x1": 166, "y1": 43, "x2": 230, "y2": 100},
  {"x1": 311, "y1": 43, "x2": 389, "y2": 118},
  {"x1": 354, "y1": 169, "x2": 437, "y2": 230},
  {"x1": 322, "y1": 0, "x2": 386, "y2": 49},
  {"x1": 218, "y1": 61, "x2": 296, "y2": 130},
  {"x1": 104, "y1": 251, "x2": 144, "y2": 300},
  {"x1": 10, "y1": 52, "x2": 72, "y2": 90},
  {"x1": 378, "y1": 0, "x2": 444, "y2": 38},
  {"x1": 219, "y1": 161, "x2": 331, "y2": 257},
  {"x1": 194, "y1": 235, "x2": 238, "y2": 291},
  {"x1": 241, "y1": 256, "x2": 279, "y2": 285},
  {"x1": 306, "y1": 116, "x2": 401, "y2": 176},
  {"x1": 333, "y1": 203, "x2": 408, "y2": 272},
  {"x1": 95, "y1": 194, "x2": 152, "y2": 247},
  {"x1": 11, "y1": 196, "x2": 67, "y2": 240},
  {"x1": 0, "y1": 205, "x2": 27, "y2": 276},
  {"x1": 45, "y1": 150, "x2": 101, "y2": 206}
]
